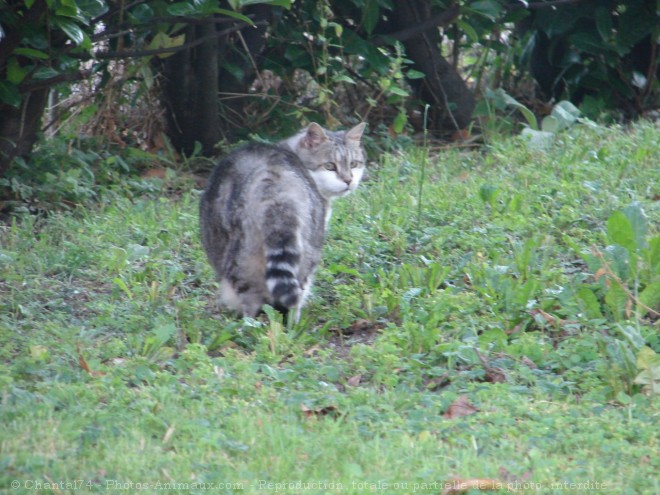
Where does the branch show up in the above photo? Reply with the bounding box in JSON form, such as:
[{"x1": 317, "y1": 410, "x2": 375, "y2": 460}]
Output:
[
  {"x1": 19, "y1": 70, "x2": 92, "y2": 93},
  {"x1": 372, "y1": 4, "x2": 460, "y2": 46},
  {"x1": 90, "y1": 15, "x2": 244, "y2": 43},
  {"x1": 508, "y1": 0, "x2": 589, "y2": 10},
  {"x1": 76, "y1": 21, "x2": 267, "y2": 60}
]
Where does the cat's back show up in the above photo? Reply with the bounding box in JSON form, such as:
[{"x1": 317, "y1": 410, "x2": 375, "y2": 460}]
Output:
[{"x1": 202, "y1": 143, "x2": 320, "y2": 213}]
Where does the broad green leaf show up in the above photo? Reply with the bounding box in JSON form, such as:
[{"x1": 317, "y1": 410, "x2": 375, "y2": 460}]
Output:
[
  {"x1": 13, "y1": 47, "x2": 50, "y2": 59},
  {"x1": 148, "y1": 32, "x2": 186, "y2": 58},
  {"x1": 622, "y1": 201, "x2": 648, "y2": 252},
  {"x1": 76, "y1": 0, "x2": 109, "y2": 21},
  {"x1": 576, "y1": 287, "x2": 602, "y2": 320},
  {"x1": 604, "y1": 283, "x2": 628, "y2": 321},
  {"x1": 33, "y1": 66, "x2": 61, "y2": 80},
  {"x1": 53, "y1": 18, "x2": 90, "y2": 47},
  {"x1": 595, "y1": 6, "x2": 613, "y2": 41},
  {"x1": 7, "y1": 58, "x2": 28, "y2": 84},
  {"x1": 406, "y1": 69, "x2": 425, "y2": 80},
  {"x1": 541, "y1": 115, "x2": 560, "y2": 133},
  {"x1": 240, "y1": 0, "x2": 292, "y2": 7},
  {"x1": 639, "y1": 282, "x2": 660, "y2": 316},
  {"x1": 392, "y1": 111, "x2": 407, "y2": 134},
  {"x1": 362, "y1": 0, "x2": 380, "y2": 35},
  {"x1": 211, "y1": 8, "x2": 254, "y2": 25},
  {"x1": 636, "y1": 346, "x2": 660, "y2": 371},
  {"x1": 388, "y1": 86, "x2": 409, "y2": 97},
  {"x1": 647, "y1": 236, "x2": 660, "y2": 274},
  {"x1": 521, "y1": 128, "x2": 554, "y2": 150},
  {"x1": 607, "y1": 211, "x2": 635, "y2": 253},
  {"x1": 604, "y1": 244, "x2": 631, "y2": 282},
  {"x1": 0, "y1": 80, "x2": 21, "y2": 108},
  {"x1": 167, "y1": 2, "x2": 197, "y2": 16},
  {"x1": 457, "y1": 19, "x2": 479, "y2": 44},
  {"x1": 468, "y1": 0, "x2": 503, "y2": 21}
]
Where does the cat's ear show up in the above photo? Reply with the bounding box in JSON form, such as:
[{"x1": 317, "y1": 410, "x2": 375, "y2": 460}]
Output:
[
  {"x1": 301, "y1": 123, "x2": 328, "y2": 149},
  {"x1": 345, "y1": 122, "x2": 366, "y2": 143}
]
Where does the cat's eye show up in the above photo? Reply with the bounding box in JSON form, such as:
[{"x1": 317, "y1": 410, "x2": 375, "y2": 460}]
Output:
[
  {"x1": 323, "y1": 162, "x2": 337, "y2": 171},
  {"x1": 350, "y1": 161, "x2": 361, "y2": 169}
]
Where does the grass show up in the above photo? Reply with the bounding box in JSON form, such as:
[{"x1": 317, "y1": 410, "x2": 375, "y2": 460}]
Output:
[{"x1": 1, "y1": 122, "x2": 659, "y2": 494}]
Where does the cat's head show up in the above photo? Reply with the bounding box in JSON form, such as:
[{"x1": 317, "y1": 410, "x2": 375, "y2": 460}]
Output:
[{"x1": 282, "y1": 122, "x2": 366, "y2": 200}]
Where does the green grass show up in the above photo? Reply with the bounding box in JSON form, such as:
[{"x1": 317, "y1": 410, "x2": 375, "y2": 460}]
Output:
[{"x1": 1, "y1": 122, "x2": 659, "y2": 494}]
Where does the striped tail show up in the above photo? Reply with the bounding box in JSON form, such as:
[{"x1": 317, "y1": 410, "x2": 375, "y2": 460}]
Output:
[{"x1": 264, "y1": 230, "x2": 302, "y2": 314}]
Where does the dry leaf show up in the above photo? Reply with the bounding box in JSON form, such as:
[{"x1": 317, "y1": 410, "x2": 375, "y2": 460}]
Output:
[
  {"x1": 162, "y1": 425, "x2": 175, "y2": 444},
  {"x1": 443, "y1": 395, "x2": 478, "y2": 419},
  {"x1": 520, "y1": 356, "x2": 538, "y2": 369},
  {"x1": 347, "y1": 375, "x2": 362, "y2": 387},
  {"x1": 300, "y1": 404, "x2": 341, "y2": 419},
  {"x1": 442, "y1": 478, "x2": 509, "y2": 494},
  {"x1": 77, "y1": 344, "x2": 105, "y2": 377},
  {"x1": 141, "y1": 168, "x2": 168, "y2": 179}
]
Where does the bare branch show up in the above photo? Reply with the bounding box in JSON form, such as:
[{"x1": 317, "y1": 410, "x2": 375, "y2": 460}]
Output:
[{"x1": 372, "y1": 4, "x2": 460, "y2": 46}]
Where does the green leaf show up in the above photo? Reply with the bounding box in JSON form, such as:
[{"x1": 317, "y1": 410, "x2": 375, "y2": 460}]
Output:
[
  {"x1": 576, "y1": 287, "x2": 603, "y2": 320},
  {"x1": 595, "y1": 6, "x2": 613, "y2": 41},
  {"x1": 406, "y1": 69, "x2": 425, "y2": 80},
  {"x1": 6, "y1": 58, "x2": 28, "y2": 84},
  {"x1": 362, "y1": 0, "x2": 380, "y2": 35},
  {"x1": 167, "y1": 2, "x2": 196, "y2": 16},
  {"x1": 33, "y1": 66, "x2": 61, "y2": 80},
  {"x1": 0, "y1": 80, "x2": 21, "y2": 108},
  {"x1": 647, "y1": 236, "x2": 660, "y2": 275},
  {"x1": 636, "y1": 346, "x2": 660, "y2": 371},
  {"x1": 604, "y1": 283, "x2": 628, "y2": 321},
  {"x1": 639, "y1": 282, "x2": 660, "y2": 316},
  {"x1": 604, "y1": 244, "x2": 631, "y2": 282},
  {"x1": 13, "y1": 47, "x2": 50, "y2": 59},
  {"x1": 457, "y1": 19, "x2": 479, "y2": 44},
  {"x1": 388, "y1": 86, "x2": 409, "y2": 97},
  {"x1": 392, "y1": 111, "x2": 407, "y2": 134},
  {"x1": 211, "y1": 8, "x2": 254, "y2": 25},
  {"x1": 53, "y1": 18, "x2": 89, "y2": 47},
  {"x1": 622, "y1": 202, "x2": 648, "y2": 252},
  {"x1": 240, "y1": 0, "x2": 292, "y2": 7},
  {"x1": 468, "y1": 0, "x2": 503, "y2": 21},
  {"x1": 607, "y1": 211, "x2": 635, "y2": 253}
]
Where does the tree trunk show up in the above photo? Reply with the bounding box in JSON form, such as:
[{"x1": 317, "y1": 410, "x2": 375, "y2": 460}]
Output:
[
  {"x1": 392, "y1": 0, "x2": 475, "y2": 131},
  {"x1": 161, "y1": 23, "x2": 219, "y2": 156},
  {"x1": 0, "y1": 89, "x2": 50, "y2": 177}
]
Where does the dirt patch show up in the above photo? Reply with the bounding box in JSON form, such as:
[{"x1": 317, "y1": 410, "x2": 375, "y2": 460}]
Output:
[{"x1": 326, "y1": 318, "x2": 385, "y2": 359}]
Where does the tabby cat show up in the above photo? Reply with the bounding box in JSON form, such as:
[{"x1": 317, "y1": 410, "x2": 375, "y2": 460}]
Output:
[{"x1": 200, "y1": 122, "x2": 366, "y2": 322}]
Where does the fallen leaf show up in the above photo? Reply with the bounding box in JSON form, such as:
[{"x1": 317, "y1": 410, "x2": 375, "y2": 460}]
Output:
[
  {"x1": 443, "y1": 395, "x2": 478, "y2": 419},
  {"x1": 426, "y1": 373, "x2": 451, "y2": 391},
  {"x1": 484, "y1": 367, "x2": 507, "y2": 383},
  {"x1": 141, "y1": 168, "x2": 167, "y2": 179},
  {"x1": 162, "y1": 425, "x2": 175, "y2": 444},
  {"x1": 77, "y1": 344, "x2": 105, "y2": 377},
  {"x1": 520, "y1": 356, "x2": 538, "y2": 369},
  {"x1": 442, "y1": 478, "x2": 509, "y2": 494},
  {"x1": 346, "y1": 375, "x2": 362, "y2": 387},
  {"x1": 300, "y1": 404, "x2": 341, "y2": 419}
]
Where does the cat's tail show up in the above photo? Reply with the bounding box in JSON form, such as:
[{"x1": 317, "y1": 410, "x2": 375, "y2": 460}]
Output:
[{"x1": 264, "y1": 221, "x2": 303, "y2": 314}]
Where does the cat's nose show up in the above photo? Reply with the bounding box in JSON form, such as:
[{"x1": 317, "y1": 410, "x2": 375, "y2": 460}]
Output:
[{"x1": 341, "y1": 174, "x2": 352, "y2": 186}]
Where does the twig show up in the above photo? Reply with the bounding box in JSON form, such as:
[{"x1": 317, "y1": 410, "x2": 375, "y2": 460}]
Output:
[
  {"x1": 591, "y1": 246, "x2": 660, "y2": 318},
  {"x1": 372, "y1": 4, "x2": 460, "y2": 46}
]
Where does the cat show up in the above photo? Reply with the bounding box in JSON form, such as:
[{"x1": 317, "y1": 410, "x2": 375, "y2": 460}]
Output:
[{"x1": 200, "y1": 122, "x2": 366, "y2": 322}]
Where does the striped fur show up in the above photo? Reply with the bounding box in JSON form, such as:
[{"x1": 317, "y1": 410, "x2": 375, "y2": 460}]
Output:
[{"x1": 200, "y1": 123, "x2": 366, "y2": 321}]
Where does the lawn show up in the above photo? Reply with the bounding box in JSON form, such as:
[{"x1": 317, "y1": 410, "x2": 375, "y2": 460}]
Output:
[{"x1": 1, "y1": 122, "x2": 659, "y2": 494}]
